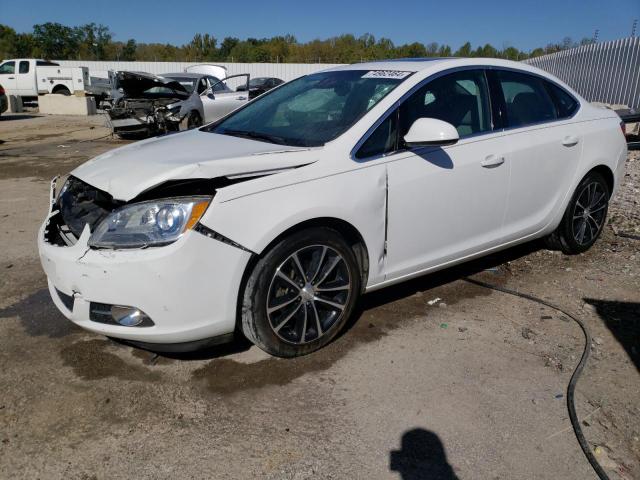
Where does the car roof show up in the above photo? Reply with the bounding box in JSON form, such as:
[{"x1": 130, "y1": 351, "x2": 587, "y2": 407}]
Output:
[{"x1": 324, "y1": 57, "x2": 546, "y2": 74}]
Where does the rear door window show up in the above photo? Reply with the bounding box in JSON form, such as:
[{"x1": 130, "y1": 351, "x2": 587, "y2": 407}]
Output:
[
  {"x1": 19, "y1": 61, "x2": 30, "y2": 74},
  {"x1": 496, "y1": 70, "x2": 557, "y2": 128}
]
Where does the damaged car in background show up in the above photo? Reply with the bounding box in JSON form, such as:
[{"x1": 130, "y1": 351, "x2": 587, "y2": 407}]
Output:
[
  {"x1": 107, "y1": 71, "x2": 249, "y2": 138},
  {"x1": 39, "y1": 59, "x2": 626, "y2": 358}
]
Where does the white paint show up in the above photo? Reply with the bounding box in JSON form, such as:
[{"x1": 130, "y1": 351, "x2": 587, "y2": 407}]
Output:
[
  {"x1": 37, "y1": 57, "x2": 627, "y2": 350},
  {"x1": 0, "y1": 59, "x2": 90, "y2": 97}
]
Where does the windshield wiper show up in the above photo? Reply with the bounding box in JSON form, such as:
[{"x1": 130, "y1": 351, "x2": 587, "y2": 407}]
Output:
[{"x1": 221, "y1": 129, "x2": 287, "y2": 145}]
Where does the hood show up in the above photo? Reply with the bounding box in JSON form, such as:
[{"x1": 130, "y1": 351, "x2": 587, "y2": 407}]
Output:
[
  {"x1": 116, "y1": 71, "x2": 190, "y2": 99},
  {"x1": 71, "y1": 130, "x2": 317, "y2": 201}
]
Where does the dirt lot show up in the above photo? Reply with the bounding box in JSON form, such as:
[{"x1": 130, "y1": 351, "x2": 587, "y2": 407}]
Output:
[{"x1": 0, "y1": 113, "x2": 638, "y2": 480}]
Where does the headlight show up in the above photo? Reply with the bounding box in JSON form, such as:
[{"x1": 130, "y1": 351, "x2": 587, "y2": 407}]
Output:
[
  {"x1": 88, "y1": 197, "x2": 211, "y2": 249},
  {"x1": 165, "y1": 105, "x2": 183, "y2": 121}
]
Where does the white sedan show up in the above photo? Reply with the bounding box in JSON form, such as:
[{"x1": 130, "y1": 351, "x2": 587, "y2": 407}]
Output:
[{"x1": 38, "y1": 58, "x2": 627, "y2": 357}]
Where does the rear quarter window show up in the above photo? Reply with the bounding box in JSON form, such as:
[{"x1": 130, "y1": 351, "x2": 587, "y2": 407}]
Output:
[{"x1": 545, "y1": 81, "x2": 579, "y2": 118}]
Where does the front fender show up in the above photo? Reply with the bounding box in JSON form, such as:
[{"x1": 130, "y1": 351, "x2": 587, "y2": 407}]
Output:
[{"x1": 200, "y1": 165, "x2": 388, "y2": 287}]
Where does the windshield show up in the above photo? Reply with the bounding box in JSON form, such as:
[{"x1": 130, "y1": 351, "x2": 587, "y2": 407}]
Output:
[
  {"x1": 165, "y1": 77, "x2": 197, "y2": 93},
  {"x1": 206, "y1": 70, "x2": 411, "y2": 147}
]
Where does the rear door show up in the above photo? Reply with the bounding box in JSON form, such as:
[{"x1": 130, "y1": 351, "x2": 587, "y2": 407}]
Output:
[
  {"x1": 491, "y1": 69, "x2": 582, "y2": 242},
  {"x1": 16, "y1": 60, "x2": 36, "y2": 95}
]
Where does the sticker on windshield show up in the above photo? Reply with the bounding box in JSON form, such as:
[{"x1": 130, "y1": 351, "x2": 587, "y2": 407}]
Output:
[{"x1": 361, "y1": 70, "x2": 412, "y2": 79}]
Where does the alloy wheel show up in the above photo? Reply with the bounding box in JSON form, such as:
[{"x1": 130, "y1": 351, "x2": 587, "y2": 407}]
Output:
[
  {"x1": 572, "y1": 181, "x2": 607, "y2": 246},
  {"x1": 266, "y1": 245, "x2": 352, "y2": 345}
]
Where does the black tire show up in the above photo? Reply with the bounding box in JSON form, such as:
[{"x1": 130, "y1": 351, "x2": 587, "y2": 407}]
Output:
[
  {"x1": 546, "y1": 171, "x2": 610, "y2": 255},
  {"x1": 241, "y1": 227, "x2": 361, "y2": 357},
  {"x1": 53, "y1": 86, "x2": 71, "y2": 96},
  {"x1": 187, "y1": 111, "x2": 203, "y2": 129}
]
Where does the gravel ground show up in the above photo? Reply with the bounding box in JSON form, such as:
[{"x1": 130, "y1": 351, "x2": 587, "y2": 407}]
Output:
[{"x1": 0, "y1": 113, "x2": 638, "y2": 480}]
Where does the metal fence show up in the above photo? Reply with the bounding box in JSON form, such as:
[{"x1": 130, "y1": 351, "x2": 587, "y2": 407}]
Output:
[{"x1": 524, "y1": 37, "x2": 640, "y2": 109}]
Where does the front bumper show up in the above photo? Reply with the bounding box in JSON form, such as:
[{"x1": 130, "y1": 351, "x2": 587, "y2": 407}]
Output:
[{"x1": 37, "y1": 212, "x2": 252, "y2": 345}]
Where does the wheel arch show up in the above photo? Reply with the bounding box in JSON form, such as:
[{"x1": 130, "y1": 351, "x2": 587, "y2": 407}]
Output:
[
  {"x1": 586, "y1": 164, "x2": 614, "y2": 196},
  {"x1": 234, "y1": 216, "x2": 370, "y2": 333},
  {"x1": 51, "y1": 84, "x2": 71, "y2": 94},
  {"x1": 253, "y1": 217, "x2": 369, "y2": 292}
]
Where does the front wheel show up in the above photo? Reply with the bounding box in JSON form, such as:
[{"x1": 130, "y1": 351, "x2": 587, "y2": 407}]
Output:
[
  {"x1": 187, "y1": 111, "x2": 203, "y2": 129},
  {"x1": 545, "y1": 171, "x2": 610, "y2": 254},
  {"x1": 241, "y1": 227, "x2": 361, "y2": 357}
]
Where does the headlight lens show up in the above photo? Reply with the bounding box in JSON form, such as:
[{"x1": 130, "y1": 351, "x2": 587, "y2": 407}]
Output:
[{"x1": 88, "y1": 197, "x2": 211, "y2": 249}]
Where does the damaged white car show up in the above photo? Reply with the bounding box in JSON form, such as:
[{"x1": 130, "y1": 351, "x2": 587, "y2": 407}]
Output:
[
  {"x1": 107, "y1": 71, "x2": 249, "y2": 138},
  {"x1": 39, "y1": 59, "x2": 627, "y2": 357}
]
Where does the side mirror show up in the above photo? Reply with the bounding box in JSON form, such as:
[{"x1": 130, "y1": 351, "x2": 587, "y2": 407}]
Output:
[
  {"x1": 403, "y1": 118, "x2": 459, "y2": 148},
  {"x1": 202, "y1": 88, "x2": 214, "y2": 99}
]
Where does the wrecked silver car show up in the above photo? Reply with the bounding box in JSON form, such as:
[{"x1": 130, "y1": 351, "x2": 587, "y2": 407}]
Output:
[{"x1": 107, "y1": 71, "x2": 249, "y2": 138}]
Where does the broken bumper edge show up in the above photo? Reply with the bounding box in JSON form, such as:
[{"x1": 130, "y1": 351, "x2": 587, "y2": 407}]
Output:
[{"x1": 37, "y1": 219, "x2": 252, "y2": 345}]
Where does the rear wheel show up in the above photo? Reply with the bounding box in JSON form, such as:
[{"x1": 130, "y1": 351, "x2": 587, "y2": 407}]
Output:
[
  {"x1": 52, "y1": 86, "x2": 71, "y2": 96},
  {"x1": 546, "y1": 171, "x2": 610, "y2": 254},
  {"x1": 241, "y1": 227, "x2": 361, "y2": 357}
]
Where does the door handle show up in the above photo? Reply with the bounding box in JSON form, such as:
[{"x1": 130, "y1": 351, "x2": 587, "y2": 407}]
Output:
[
  {"x1": 562, "y1": 135, "x2": 579, "y2": 147},
  {"x1": 236, "y1": 96, "x2": 247, "y2": 100},
  {"x1": 8, "y1": 76, "x2": 14, "y2": 79},
  {"x1": 481, "y1": 154, "x2": 505, "y2": 168}
]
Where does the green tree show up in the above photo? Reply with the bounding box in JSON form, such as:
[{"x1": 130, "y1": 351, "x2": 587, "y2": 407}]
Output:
[
  {"x1": 120, "y1": 39, "x2": 137, "y2": 61},
  {"x1": 32, "y1": 22, "x2": 78, "y2": 59},
  {"x1": 502, "y1": 46, "x2": 520, "y2": 60},
  {"x1": 454, "y1": 41, "x2": 472, "y2": 57},
  {"x1": 218, "y1": 37, "x2": 239, "y2": 60},
  {"x1": 438, "y1": 44, "x2": 452, "y2": 57},
  {"x1": 0, "y1": 25, "x2": 17, "y2": 58}
]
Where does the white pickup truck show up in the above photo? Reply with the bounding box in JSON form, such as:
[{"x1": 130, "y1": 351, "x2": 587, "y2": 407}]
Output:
[{"x1": 0, "y1": 59, "x2": 90, "y2": 99}]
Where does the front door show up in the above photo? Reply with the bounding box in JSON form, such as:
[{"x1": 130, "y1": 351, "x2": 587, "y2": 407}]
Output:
[
  {"x1": 201, "y1": 75, "x2": 249, "y2": 123},
  {"x1": 0, "y1": 61, "x2": 17, "y2": 95}
]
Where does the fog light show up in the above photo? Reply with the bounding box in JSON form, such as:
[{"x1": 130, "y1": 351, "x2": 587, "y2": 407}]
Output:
[
  {"x1": 111, "y1": 306, "x2": 148, "y2": 326},
  {"x1": 89, "y1": 302, "x2": 154, "y2": 327}
]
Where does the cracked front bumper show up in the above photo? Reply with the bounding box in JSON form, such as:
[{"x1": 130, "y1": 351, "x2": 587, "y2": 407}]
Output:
[{"x1": 37, "y1": 215, "x2": 252, "y2": 344}]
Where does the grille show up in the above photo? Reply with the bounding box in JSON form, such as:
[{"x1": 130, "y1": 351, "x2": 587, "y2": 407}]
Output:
[{"x1": 58, "y1": 176, "x2": 120, "y2": 238}]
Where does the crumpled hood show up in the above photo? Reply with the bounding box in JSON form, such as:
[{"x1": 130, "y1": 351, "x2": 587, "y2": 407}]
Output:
[
  {"x1": 71, "y1": 129, "x2": 316, "y2": 201},
  {"x1": 116, "y1": 71, "x2": 190, "y2": 99}
]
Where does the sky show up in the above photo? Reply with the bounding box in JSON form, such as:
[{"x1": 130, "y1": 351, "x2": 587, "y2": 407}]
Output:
[{"x1": 1, "y1": 0, "x2": 639, "y2": 51}]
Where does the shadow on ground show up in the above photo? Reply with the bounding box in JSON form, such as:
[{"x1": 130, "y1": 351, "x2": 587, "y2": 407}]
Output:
[
  {"x1": 390, "y1": 428, "x2": 459, "y2": 480},
  {"x1": 0, "y1": 114, "x2": 41, "y2": 122},
  {"x1": 584, "y1": 298, "x2": 640, "y2": 371},
  {"x1": 0, "y1": 288, "x2": 79, "y2": 338}
]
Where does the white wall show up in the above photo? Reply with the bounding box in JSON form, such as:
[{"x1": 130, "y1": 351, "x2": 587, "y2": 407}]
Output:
[{"x1": 55, "y1": 60, "x2": 345, "y2": 85}]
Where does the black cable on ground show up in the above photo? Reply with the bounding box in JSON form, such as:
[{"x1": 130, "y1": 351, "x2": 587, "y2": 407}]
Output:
[{"x1": 463, "y1": 277, "x2": 610, "y2": 480}]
